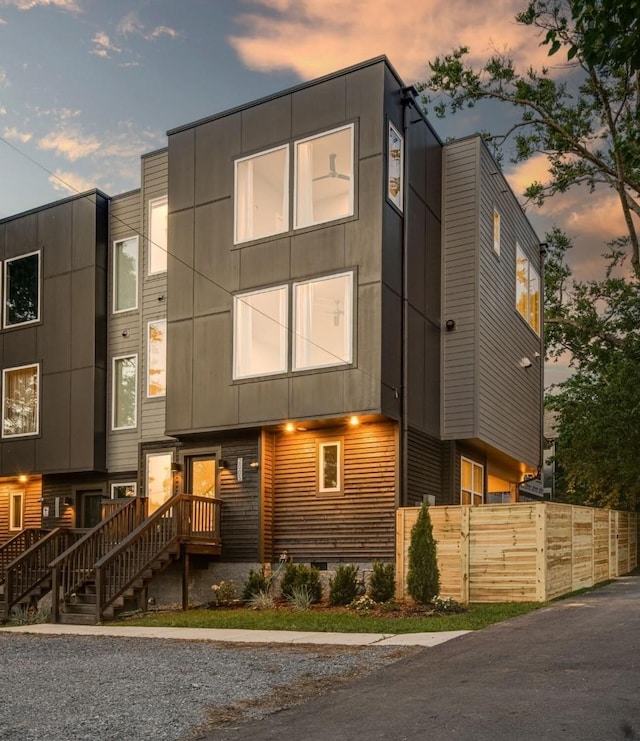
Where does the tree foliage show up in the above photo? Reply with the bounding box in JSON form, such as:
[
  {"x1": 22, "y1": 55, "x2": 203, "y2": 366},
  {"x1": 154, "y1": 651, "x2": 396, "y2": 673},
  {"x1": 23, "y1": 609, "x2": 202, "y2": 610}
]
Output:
[
  {"x1": 420, "y1": 0, "x2": 640, "y2": 277},
  {"x1": 406, "y1": 504, "x2": 440, "y2": 605}
]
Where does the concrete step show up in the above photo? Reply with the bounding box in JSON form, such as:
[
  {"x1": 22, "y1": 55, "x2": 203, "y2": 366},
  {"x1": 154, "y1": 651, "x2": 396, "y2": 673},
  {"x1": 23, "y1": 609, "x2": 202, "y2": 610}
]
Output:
[{"x1": 57, "y1": 612, "x2": 97, "y2": 626}]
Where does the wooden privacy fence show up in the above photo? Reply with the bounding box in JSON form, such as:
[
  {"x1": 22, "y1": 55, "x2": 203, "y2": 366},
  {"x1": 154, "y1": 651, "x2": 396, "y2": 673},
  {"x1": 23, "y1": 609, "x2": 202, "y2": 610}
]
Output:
[{"x1": 396, "y1": 502, "x2": 638, "y2": 603}]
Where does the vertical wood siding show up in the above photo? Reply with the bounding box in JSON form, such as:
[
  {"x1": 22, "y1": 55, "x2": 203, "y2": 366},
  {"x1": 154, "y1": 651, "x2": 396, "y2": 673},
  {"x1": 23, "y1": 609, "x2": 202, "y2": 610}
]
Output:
[{"x1": 273, "y1": 420, "x2": 397, "y2": 562}]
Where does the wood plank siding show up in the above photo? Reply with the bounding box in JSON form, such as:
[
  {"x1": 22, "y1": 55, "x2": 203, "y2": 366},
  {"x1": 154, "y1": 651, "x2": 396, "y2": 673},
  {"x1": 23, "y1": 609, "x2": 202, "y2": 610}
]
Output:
[{"x1": 272, "y1": 420, "x2": 397, "y2": 562}]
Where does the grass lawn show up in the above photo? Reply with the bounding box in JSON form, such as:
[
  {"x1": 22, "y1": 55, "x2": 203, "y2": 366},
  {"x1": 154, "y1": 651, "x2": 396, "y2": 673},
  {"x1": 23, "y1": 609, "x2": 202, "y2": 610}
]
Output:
[{"x1": 115, "y1": 601, "x2": 543, "y2": 633}]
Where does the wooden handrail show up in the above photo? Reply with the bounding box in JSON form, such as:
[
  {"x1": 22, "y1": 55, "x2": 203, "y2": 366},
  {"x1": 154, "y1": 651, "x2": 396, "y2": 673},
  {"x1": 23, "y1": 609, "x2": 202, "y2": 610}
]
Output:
[
  {"x1": 0, "y1": 529, "x2": 49, "y2": 585},
  {"x1": 50, "y1": 497, "x2": 146, "y2": 622},
  {"x1": 94, "y1": 494, "x2": 221, "y2": 621},
  {"x1": 2, "y1": 528, "x2": 75, "y2": 620}
]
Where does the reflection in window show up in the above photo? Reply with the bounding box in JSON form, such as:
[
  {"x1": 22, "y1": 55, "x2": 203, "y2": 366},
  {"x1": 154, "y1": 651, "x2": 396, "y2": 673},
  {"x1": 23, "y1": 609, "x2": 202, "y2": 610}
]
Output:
[
  {"x1": 148, "y1": 197, "x2": 168, "y2": 275},
  {"x1": 493, "y1": 209, "x2": 501, "y2": 255},
  {"x1": 2, "y1": 364, "x2": 39, "y2": 437},
  {"x1": 461, "y1": 457, "x2": 484, "y2": 505},
  {"x1": 233, "y1": 286, "x2": 288, "y2": 379},
  {"x1": 9, "y1": 491, "x2": 24, "y2": 530},
  {"x1": 147, "y1": 319, "x2": 167, "y2": 397},
  {"x1": 113, "y1": 355, "x2": 137, "y2": 429},
  {"x1": 516, "y1": 243, "x2": 540, "y2": 334},
  {"x1": 294, "y1": 273, "x2": 353, "y2": 370},
  {"x1": 111, "y1": 483, "x2": 137, "y2": 499},
  {"x1": 295, "y1": 125, "x2": 354, "y2": 229},
  {"x1": 319, "y1": 441, "x2": 341, "y2": 493},
  {"x1": 146, "y1": 452, "x2": 172, "y2": 514},
  {"x1": 4, "y1": 252, "x2": 40, "y2": 327},
  {"x1": 235, "y1": 146, "x2": 289, "y2": 244},
  {"x1": 114, "y1": 237, "x2": 138, "y2": 313}
]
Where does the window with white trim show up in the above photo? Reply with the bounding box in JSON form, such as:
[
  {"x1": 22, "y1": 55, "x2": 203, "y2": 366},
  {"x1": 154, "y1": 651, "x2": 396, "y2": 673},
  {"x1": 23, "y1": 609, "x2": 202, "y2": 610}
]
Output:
[
  {"x1": 493, "y1": 209, "x2": 501, "y2": 255},
  {"x1": 294, "y1": 272, "x2": 353, "y2": 370},
  {"x1": 148, "y1": 197, "x2": 168, "y2": 275},
  {"x1": 2, "y1": 364, "x2": 39, "y2": 438},
  {"x1": 147, "y1": 319, "x2": 167, "y2": 398},
  {"x1": 234, "y1": 145, "x2": 289, "y2": 244},
  {"x1": 112, "y1": 355, "x2": 137, "y2": 430},
  {"x1": 146, "y1": 452, "x2": 173, "y2": 514},
  {"x1": 461, "y1": 457, "x2": 484, "y2": 505},
  {"x1": 9, "y1": 491, "x2": 24, "y2": 530},
  {"x1": 516, "y1": 243, "x2": 540, "y2": 334},
  {"x1": 294, "y1": 125, "x2": 354, "y2": 229},
  {"x1": 113, "y1": 237, "x2": 138, "y2": 313},
  {"x1": 233, "y1": 286, "x2": 288, "y2": 379},
  {"x1": 4, "y1": 251, "x2": 40, "y2": 327},
  {"x1": 318, "y1": 440, "x2": 342, "y2": 493},
  {"x1": 111, "y1": 482, "x2": 137, "y2": 499}
]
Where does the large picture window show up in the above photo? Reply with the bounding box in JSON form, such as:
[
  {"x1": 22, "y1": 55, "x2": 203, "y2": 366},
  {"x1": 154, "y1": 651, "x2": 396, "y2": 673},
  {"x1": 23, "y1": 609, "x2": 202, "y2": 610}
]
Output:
[
  {"x1": 235, "y1": 145, "x2": 289, "y2": 244},
  {"x1": 233, "y1": 286, "x2": 288, "y2": 379},
  {"x1": 294, "y1": 125, "x2": 354, "y2": 229},
  {"x1": 293, "y1": 273, "x2": 353, "y2": 370},
  {"x1": 147, "y1": 319, "x2": 167, "y2": 398},
  {"x1": 516, "y1": 243, "x2": 541, "y2": 334},
  {"x1": 4, "y1": 252, "x2": 40, "y2": 327},
  {"x1": 148, "y1": 197, "x2": 168, "y2": 275},
  {"x1": 461, "y1": 457, "x2": 484, "y2": 505},
  {"x1": 112, "y1": 355, "x2": 137, "y2": 430},
  {"x1": 2, "y1": 364, "x2": 39, "y2": 438},
  {"x1": 113, "y1": 237, "x2": 138, "y2": 313}
]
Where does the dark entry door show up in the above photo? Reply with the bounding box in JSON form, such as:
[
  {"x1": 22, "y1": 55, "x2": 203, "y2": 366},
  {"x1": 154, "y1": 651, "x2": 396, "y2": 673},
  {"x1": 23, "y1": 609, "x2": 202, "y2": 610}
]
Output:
[{"x1": 78, "y1": 490, "x2": 104, "y2": 528}]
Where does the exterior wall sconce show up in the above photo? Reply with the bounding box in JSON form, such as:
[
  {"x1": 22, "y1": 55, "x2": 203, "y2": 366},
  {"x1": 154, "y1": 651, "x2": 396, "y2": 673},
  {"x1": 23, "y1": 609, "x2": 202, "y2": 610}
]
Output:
[
  {"x1": 285, "y1": 422, "x2": 295, "y2": 433},
  {"x1": 349, "y1": 416, "x2": 359, "y2": 426},
  {"x1": 170, "y1": 462, "x2": 182, "y2": 472},
  {"x1": 249, "y1": 461, "x2": 260, "y2": 469},
  {"x1": 218, "y1": 459, "x2": 228, "y2": 469},
  {"x1": 63, "y1": 497, "x2": 74, "y2": 507},
  {"x1": 519, "y1": 357, "x2": 533, "y2": 369},
  {"x1": 18, "y1": 474, "x2": 28, "y2": 483},
  {"x1": 445, "y1": 319, "x2": 456, "y2": 331}
]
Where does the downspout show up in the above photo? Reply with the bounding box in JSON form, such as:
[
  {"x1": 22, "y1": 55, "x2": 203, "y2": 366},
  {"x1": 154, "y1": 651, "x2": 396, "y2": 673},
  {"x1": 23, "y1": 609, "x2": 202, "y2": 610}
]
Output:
[
  {"x1": 539, "y1": 242, "x2": 547, "y2": 495},
  {"x1": 400, "y1": 86, "x2": 417, "y2": 507}
]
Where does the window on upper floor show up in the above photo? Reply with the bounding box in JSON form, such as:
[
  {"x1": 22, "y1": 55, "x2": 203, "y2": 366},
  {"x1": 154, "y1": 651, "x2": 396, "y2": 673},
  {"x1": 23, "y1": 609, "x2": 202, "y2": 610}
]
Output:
[
  {"x1": 147, "y1": 319, "x2": 167, "y2": 398},
  {"x1": 461, "y1": 457, "x2": 484, "y2": 505},
  {"x1": 294, "y1": 125, "x2": 354, "y2": 230},
  {"x1": 111, "y1": 482, "x2": 137, "y2": 499},
  {"x1": 9, "y1": 491, "x2": 24, "y2": 530},
  {"x1": 293, "y1": 272, "x2": 353, "y2": 370},
  {"x1": 318, "y1": 439, "x2": 343, "y2": 494},
  {"x1": 2, "y1": 363, "x2": 39, "y2": 438},
  {"x1": 4, "y1": 252, "x2": 40, "y2": 327},
  {"x1": 112, "y1": 354, "x2": 137, "y2": 430},
  {"x1": 233, "y1": 285, "x2": 288, "y2": 379},
  {"x1": 113, "y1": 237, "x2": 138, "y2": 313},
  {"x1": 516, "y1": 243, "x2": 541, "y2": 334},
  {"x1": 235, "y1": 145, "x2": 289, "y2": 244},
  {"x1": 493, "y1": 209, "x2": 501, "y2": 255},
  {"x1": 148, "y1": 196, "x2": 168, "y2": 275}
]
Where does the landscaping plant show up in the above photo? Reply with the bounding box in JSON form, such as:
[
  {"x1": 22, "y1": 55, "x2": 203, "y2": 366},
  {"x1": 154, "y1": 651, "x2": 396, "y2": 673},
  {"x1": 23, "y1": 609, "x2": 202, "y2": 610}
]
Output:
[
  {"x1": 368, "y1": 561, "x2": 396, "y2": 603},
  {"x1": 279, "y1": 563, "x2": 322, "y2": 603},
  {"x1": 329, "y1": 564, "x2": 359, "y2": 606},
  {"x1": 406, "y1": 504, "x2": 440, "y2": 605}
]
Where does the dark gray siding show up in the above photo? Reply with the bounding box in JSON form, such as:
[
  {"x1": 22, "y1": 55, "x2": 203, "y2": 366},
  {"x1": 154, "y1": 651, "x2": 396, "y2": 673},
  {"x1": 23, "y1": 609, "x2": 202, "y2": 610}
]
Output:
[{"x1": 0, "y1": 192, "x2": 108, "y2": 476}]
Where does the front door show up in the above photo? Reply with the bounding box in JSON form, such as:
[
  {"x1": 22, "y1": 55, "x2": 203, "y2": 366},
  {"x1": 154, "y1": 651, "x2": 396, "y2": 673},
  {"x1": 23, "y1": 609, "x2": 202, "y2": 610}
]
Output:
[
  {"x1": 78, "y1": 490, "x2": 104, "y2": 528},
  {"x1": 187, "y1": 456, "x2": 217, "y2": 498}
]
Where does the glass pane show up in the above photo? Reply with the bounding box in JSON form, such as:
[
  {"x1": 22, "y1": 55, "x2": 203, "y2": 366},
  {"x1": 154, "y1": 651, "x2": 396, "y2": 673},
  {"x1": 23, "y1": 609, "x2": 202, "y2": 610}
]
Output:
[
  {"x1": 473, "y1": 464, "x2": 484, "y2": 496},
  {"x1": 191, "y1": 458, "x2": 216, "y2": 497},
  {"x1": 114, "y1": 238, "x2": 138, "y2": 312},
  {"x1": 294, "y1": 273, "x2": 352, "y2": 370},
  {"x1": 112, "y1": 483, "x2": 136, "y2": 499},
  {"x1": 529, "y1": 269, "x2": 540, "y2": 333},
  {"x1": 515, "y1": 244, "x2": 528, "y2": 321},
  {"x1": 149, "y1": 197, "x2": 168, "y2": 274},
  {"x1": 113, "y1": 356, "x2": 137, "y2": 428},
  {"x1": 461, "y1": 490, "x2": 471, "y2": 505},
  {"x1": 235, "y1": 146, "x2": 288, "y2": 243},
  {"x1": 11, "y1": 493, "x2": 23, "y2": 529},
  {"x1": 147, "y1": 320, "x2": 167, "y2": 397},
  {"x1": 321, "y1": 443, "x2": 339, "y2": 491},
  {"x1": 5, "y1": 253, "x2": 39, "y2": 326},
  {"x1": 295, "y1": 126, "x2": 353, "y2": 228},
  {"x1": 461, "y1": 459, "x2": 471, "y2": 490},
  {"x1": 3, "y1": 365, "x2": 38, "y2": 437},
  {"x1": 146, "y1": 453, "x2": 172, "y2": 514},
  {"x1": 234, "y1": 286, "x2": 288, "y2": 378},
  {"x1": 493, "y1": 210, "x2": 500, "y2": 254}
]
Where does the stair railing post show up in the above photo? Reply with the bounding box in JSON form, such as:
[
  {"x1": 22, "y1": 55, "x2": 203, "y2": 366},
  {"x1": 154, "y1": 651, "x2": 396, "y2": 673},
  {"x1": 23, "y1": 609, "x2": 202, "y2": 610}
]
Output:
[
  {"x1": 95, "y1": 567, "x2": 103, "y2": 623},
  {"x1": 51, "y1": 565, "x2": 60, "y2": 623}
]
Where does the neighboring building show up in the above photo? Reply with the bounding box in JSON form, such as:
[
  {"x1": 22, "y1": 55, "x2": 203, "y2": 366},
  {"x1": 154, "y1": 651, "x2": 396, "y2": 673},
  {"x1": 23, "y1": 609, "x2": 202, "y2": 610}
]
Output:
[{"x1": 0, "y1": 56, "x2": 543, "y2": 621}]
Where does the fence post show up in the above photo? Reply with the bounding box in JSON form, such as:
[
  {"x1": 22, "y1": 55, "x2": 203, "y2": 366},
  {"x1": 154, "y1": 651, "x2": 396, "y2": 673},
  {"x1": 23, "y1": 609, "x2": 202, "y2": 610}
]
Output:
[
  {"x1": 395, "y1": 508, "x2": 405, "y2": 600},
  {"x1": 51, "y1": 566, "x2": 60, "y2": 623},
  {"x1": 460, "y1": 506, "x2": 470, "y2": 604},
  {"x1": 535, "y1": 503, "x2": 546, "y2": 602}
]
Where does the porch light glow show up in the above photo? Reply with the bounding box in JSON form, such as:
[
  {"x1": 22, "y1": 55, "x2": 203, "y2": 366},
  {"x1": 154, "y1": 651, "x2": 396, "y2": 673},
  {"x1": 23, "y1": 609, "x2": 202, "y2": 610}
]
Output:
[
  {"x1": 18, "y1": 475, "x2": 28, "y2": 483},
  {"x1": 285, "y1": 422, "x2": 295, "y2": 432},
  {"x1": 349, "y1": 416, "x2": 359, "y2": 426}
]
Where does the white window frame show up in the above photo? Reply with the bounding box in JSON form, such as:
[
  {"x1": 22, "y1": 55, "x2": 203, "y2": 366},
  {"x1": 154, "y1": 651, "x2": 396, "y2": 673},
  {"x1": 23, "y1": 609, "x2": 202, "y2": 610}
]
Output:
[
  {"x1": 387, "y1": 121, "x2": 404, "y2": 212},
  {"x1": 461, "y1": 457, "x2": 484, "y2": 506},
  {"x1": 9, "y1": 491, "x2": 24, "y2": 531},
  {"x1": 3, "y1": 251, "x2": 41, "y2": 328},
  {"x1": 293, "y1": 123, "x2": 355, "y2": 230},
  {"x1": 148, "y1": 196, "x2": 168, "y2": 276},
  {"x1": 292, "y1": 271, "x2": 354, "y2": 371},
  {"x1": 112, "y1": 354, "x2": 138, "y2": 431},
  {"x1": 113, "y1": 236, "x2": 139, "y2": 314},
  {"x1": 233, "y1": 285, "x2": 288, "y2": 380},
  {"x1": 515, "y1": 242, "x2": 541, "y2": 335},
  {"x1": 2, "y1": 363, "x2": 40, "y2": 438},
  {"x1": 145, "y1": 451, "x2": 173, "y2": 513},
  {"x1": 110, "y1": 482, "x2": 137, "y2": 499},
  {"x1": 234, "y1": 144, "x2": 290, "y2": 245},
  {"x1": 493, "y1": 209, "x2": 501, "y2": 255},
  {"x1": 146, "y1": 319, "x2": 167, "y2": 398},
  {"x1": 318, "y1": 440, "x2": 342, "y2": 494}
]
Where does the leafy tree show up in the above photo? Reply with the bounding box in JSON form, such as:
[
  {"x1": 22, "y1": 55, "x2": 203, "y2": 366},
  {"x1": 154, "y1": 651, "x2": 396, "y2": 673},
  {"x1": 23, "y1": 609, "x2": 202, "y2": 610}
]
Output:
[
  {"x1": 406, "y1": 504, "x2": 440, "y2": 605},
  {"x1": 420, "y1": 0, "x2": 640, "y2": 277}
]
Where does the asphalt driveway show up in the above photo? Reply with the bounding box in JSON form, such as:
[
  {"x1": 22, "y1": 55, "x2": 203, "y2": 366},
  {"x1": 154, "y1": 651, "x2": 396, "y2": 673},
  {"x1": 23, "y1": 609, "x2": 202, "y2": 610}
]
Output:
[{"x1": 212, "y1": 576, "x2": 640, "y2": 740}]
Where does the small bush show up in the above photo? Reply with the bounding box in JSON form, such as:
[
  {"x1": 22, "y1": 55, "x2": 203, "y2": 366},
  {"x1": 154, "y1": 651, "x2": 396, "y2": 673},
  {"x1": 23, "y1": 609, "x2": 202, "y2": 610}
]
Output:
[
  {"x1": 286, "y1": 585, "x2": 314, "y2": 611},
  {"x1": 406, "y1": 504, "x2": 440, "y2": 605},
  {"x1": 279, "y1": 563, "x2": 322, "y2": 604},
  {"x1": 242, "y1": 567, "x2": 270, "y2": 600},
  {"x1": 329, "y1": 564, "x2": 359, "y2": 606},
  {"x1": 211, "y1": 580, "x2": 238, "y2": 606},
  {"x1": 348, "y1": 594, "x2": 377, "y2": 611},
  {"x1": 247, "y1": 589, "x2": 275, "y2": 610},
  {"x1": 368, "y1": 561, "x2": 396, "y2": 603}
]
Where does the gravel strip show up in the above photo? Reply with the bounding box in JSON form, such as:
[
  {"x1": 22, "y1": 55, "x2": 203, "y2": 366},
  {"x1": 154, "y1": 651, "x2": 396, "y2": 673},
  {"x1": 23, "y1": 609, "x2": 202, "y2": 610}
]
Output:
[{"x1": 0, "y1": 634, "x2": 414, "y2": 740}]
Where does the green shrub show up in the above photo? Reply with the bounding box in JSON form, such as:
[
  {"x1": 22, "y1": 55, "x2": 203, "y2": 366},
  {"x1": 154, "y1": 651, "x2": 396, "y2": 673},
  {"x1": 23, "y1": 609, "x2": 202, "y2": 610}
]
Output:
[
  {"x1": 329, "y1": 564, "x2": 359, "y2": 606},
  {"x1": 286, "y1": 585, "x2": 314, "y2": 611},
  {"x1": 279, "y1": 563, "x2": 322, "y2": 603},
  {"x1": 368, "y1": 561, "x2": 396, "y2": 603},
  {"x1": 242, "y1": 567, "x2": 269, "y2": 600},
  {"x1": 406, "y1": 504, "x2": 440, "y2": 605}
]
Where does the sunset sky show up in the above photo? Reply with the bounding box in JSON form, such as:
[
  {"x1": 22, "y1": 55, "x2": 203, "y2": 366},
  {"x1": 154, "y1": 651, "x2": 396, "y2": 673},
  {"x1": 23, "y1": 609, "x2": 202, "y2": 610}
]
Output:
[{"x1": 0, "y1": 0, "x2": 626, "y2": 385}]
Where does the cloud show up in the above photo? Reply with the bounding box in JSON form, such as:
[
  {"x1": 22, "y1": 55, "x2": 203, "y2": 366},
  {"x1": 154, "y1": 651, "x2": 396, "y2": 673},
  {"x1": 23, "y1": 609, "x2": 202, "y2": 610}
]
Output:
[
  {"x1": 91, "y1": 31, "x2": 121, "y2": 58},
  {"x1": 0, "y1": 105, "x2": 6, "y2": 115},
  {"x1": 1, "y1": 0, "x2": 81, "y2": 12},
  {"x1": 116, "y1": 11, "x2": 180, "y2": 41},
  {"x1": 48, "y1": 169, "x2": 95, "y2": 195},
  {"x1": 3, "y1": 126, "x2": 32, "y2": 143},
  {"x1": 0, "y1": 67, "x2": 9, "y2": 87},
  {"x1": 228, "y1": 0, "x2": 548, "y2": 83},
  {"x1": 148, "y1": 25, "x2": 179, "y2": 40},
  {"x1": 38, "y1": 128, "x2": 101, "y2": 160},
  {"x1": 0, "y1": 17, "x2": 6, "y2": 23}
]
